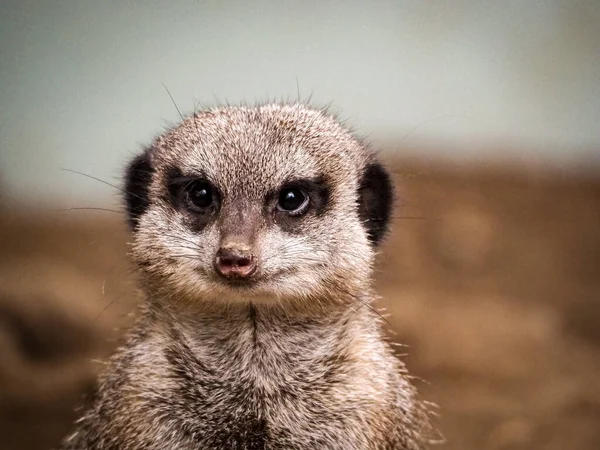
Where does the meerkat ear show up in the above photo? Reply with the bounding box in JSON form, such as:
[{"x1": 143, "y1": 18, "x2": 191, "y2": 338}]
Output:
[
  {"x1": 357, "y1": 161, "x2": 394, "y2": 246},
  {"x1": 124, "y1": 149, "x2": 154, "y2": 230}
]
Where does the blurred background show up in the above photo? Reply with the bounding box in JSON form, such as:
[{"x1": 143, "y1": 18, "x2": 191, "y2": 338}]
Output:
[{"x1": 1, "y1": 1, "x2": 599, "y2": 449}]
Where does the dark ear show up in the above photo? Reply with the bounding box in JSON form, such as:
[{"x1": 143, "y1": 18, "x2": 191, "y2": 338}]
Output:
[
  {"x1": 124, "y1": 150, "x2": 154, "y2": 230},
  {"x1": 357, "y1": 161, "x2": 394, "y2": 246}
]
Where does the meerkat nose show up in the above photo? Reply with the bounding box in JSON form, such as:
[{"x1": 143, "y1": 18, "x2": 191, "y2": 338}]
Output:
[{"x1": 214, "y1": 247, "x2": 257, "y2": 280}]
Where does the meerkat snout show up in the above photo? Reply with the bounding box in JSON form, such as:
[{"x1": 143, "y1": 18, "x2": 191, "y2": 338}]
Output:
[{"x1": 214, "y1": 247, "x2": 257, "y2": 279}]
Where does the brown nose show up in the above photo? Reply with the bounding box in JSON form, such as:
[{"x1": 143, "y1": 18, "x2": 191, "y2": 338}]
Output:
[{"x1": 214, "y1": 247, "x2": 257, "y2": 280}]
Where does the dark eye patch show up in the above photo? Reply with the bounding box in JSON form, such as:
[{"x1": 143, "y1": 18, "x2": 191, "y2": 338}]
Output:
[
  {"x1": 269, "y1": 177, "x2": 331, "y2": 233},
  {"x1": 165, "y1": 167, "x2": 221, "y2": 231}
]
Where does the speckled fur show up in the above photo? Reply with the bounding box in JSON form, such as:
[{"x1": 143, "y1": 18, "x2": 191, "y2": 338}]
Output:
[{"x1": 61, "y1": 104, "x2": 433, "y2": 449}]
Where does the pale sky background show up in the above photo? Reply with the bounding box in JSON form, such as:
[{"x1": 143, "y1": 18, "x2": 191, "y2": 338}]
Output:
[{"x1": 1, "y1": 0, "x2": 599, "y2": 207}]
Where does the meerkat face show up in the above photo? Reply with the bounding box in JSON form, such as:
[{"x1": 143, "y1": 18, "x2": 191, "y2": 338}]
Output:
[{"x1": 124, "y1": 104, "x2": 392, "y2": 306}]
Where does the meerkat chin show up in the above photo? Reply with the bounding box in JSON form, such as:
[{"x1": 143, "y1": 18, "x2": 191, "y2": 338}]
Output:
[{"x1": 61, "y1": 103, "x2": 434, "y2": 450}]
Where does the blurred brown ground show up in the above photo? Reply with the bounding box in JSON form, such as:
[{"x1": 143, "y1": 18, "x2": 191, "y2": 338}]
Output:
[{"x1": 0, "y1": 160, "x2": 599, "y2": 450}]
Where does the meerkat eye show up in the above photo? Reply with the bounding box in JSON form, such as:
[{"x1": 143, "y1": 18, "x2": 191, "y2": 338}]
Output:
[
  {"x1": 277, "y1": 187, "x2": 309, "y2": 214},
  {"x1": 184, "y1": 180, "x2": 216, "y2": 212}
]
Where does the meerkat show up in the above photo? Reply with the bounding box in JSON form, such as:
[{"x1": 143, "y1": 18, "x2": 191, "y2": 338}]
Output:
[{"x1": 61, "y1": 103, "x2": 433, "y2": 450}]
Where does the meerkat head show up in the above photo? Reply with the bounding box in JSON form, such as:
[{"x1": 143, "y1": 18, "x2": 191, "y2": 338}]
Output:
[{"x1": 124, "y1": 104, "x2": 393, "y2": 308}]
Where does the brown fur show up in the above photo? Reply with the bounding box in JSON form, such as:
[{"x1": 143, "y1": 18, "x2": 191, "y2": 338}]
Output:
[{"x1": 61, "y1": 104, "x2": 433, "y2": 449}]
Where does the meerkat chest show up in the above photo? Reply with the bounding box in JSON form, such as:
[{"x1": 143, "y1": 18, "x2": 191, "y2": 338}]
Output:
[{"x1": 137, "y1": 324, "x2": 377, "y2": 449}]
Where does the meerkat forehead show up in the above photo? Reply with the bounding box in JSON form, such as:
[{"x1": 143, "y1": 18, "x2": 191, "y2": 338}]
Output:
[{"x1": 150, "y1": 104, "x2": 369, "y2": 197}]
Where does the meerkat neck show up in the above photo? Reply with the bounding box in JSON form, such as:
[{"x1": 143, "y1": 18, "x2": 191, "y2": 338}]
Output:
[
  {"x1": 151, "y1": 299, "x2": 367, "y2": 331},
  {"x1": 145, "y1": 299, "x2": 377, "y2": 366}
]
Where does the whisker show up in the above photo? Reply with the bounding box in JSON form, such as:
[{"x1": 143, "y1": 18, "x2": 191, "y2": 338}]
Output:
[
  {"x1": 349, "y1": 294, "x2": 393, "y2": 327},
  {"x1": 94, "y1": 298, "x2": 119, "y2": 322},
  {"x1": 166, "y1": 254, "x2": 200, "y2": 261},
  {"x1": 159, "y1": 233, "x2": 202, "y2": 250},
  {"x1": 295, "y1": 76, "x2": 301, "y2": 103},
  {"x1": 362, "y1": 216, "x2": 429, "y2": 223},
  {"x1": 162, "y1": 83, "x2": 185, "y2": 122},
  {"x1": 395, "y1": 216, "x2": 429, "y2": 221},
  {"x1": 402, "y1": 114, "x2": 474, "y2": 142},
  {"x1": 61, "y1": 168, "x2": 145, "y2": 201},
  {"x1": 142, "y1": 244, "x2": 201, "y2": 258},
  {"x1": 170, "y1": 245, "x2": 202, "y2": 254},
  {"x1": 56, "y1": 207, "x2": 122, "y2": 214}
]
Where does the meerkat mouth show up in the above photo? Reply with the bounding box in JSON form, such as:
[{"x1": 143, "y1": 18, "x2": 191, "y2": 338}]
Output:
[{"x1": 207, "y1": 266, "x2": 304, "y2": 297}]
